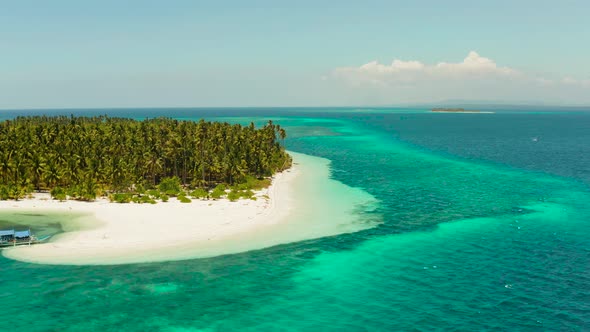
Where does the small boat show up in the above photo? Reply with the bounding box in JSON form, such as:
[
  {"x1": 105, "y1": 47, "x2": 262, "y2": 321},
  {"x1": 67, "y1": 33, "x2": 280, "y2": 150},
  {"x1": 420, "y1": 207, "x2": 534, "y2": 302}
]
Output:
[{"x1": 0, "y1": 229, "x2": 50, "y2": 248}]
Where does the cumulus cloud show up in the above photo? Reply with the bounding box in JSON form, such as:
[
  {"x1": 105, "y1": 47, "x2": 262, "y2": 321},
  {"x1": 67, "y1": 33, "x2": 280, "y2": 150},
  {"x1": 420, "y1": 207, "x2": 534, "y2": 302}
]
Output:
[
  {"x1": 435, "y1": 51, "x2": 516, "y2": 75},
  {"x1": 334, "y1": 51, "x2": 518, "y2": 85},
  {"x1": 562, "y1": 77, "x2": 590, "y2": 87},
  {"x1": 328, "y1": 51, "x2": 590, "y2": 105},
  {"x1": 535, "y1": 77, "x2": 555, "y2": 86}
]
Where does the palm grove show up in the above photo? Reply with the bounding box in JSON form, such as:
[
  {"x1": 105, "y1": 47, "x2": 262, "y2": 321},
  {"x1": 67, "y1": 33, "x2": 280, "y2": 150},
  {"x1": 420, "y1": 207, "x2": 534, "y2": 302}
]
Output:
[{"x1": 0, "y1": 116, "x2": 292, "y2": 202}]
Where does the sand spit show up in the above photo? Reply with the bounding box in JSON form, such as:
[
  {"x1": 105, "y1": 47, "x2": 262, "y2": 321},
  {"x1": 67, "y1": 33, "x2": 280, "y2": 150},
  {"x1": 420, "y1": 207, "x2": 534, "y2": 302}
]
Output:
[{"x1": 2, "y1": 152, "x2": 379, "y2": 265}]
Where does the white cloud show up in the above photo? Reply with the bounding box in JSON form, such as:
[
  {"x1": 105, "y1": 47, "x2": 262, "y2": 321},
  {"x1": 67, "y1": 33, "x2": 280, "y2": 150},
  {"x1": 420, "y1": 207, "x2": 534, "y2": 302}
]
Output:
[
  {"x1": 358, "y1": 59, "x2": 425, "y2": 73},
  {"x1": 334, "y1": 51, "x2": 517, "y2": 85},
  {"x1": 435, "y1": 51, "x2": 516, "y2": 75},
  {"x1": 563, "y1": 77, "x2": 578, "y2": 84},
  {"x1": 535, "y1": 77, "x2": 555, "y2": 86},
  {"x1": 327, "y1": 51, "x2": 590, "y2": 105},
  {"x1": 562, "y1": 77, "x2": 590, "y2": 87}
]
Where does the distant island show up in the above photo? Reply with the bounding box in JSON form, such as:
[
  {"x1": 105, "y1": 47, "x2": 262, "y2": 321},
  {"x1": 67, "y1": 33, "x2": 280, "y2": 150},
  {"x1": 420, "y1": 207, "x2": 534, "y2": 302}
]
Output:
[
  {"x1": 431, "y1": 108, "x2": 494, "y2": 113},
  {"x1": 0, "y1": 115, "x2": 292, "y2": 203},
  {"x1": 432, "y1": 108, "x2": 480, "y2": 113}
]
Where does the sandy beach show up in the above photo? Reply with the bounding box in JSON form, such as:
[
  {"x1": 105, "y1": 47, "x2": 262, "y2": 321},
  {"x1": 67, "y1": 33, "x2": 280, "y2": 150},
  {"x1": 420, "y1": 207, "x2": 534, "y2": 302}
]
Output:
[{"x1": 2, "y1": 152, "x2": 379, "y2": 265}]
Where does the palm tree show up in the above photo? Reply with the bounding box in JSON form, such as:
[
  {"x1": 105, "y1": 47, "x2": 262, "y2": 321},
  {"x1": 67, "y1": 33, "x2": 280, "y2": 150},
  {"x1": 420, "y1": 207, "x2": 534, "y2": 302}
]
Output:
[{"x1": 0, "y1": 115, "x2": 291, "y2": 200}]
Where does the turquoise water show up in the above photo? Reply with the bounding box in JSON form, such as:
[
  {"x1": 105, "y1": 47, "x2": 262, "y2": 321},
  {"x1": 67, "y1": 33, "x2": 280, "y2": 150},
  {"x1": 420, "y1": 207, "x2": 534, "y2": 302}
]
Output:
[{"x1": 1, "y1": 108, "x2": 589, "y2": 331}]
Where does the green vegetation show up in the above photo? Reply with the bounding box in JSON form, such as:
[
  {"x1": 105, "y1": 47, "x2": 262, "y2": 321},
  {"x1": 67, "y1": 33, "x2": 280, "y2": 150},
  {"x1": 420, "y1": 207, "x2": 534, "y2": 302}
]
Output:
[
  {"x1": 111, "y1": 193, "x2": 133, "y2": 204},
  {"x1": 130, "y1": 195, "x2": 157, "y2": 204},
  {"x1": 0, "y1": 115, "x2": 291, "y2": 202},
  {"x1": 158, "y1": 177, "x2": 182, "y2": 196},
  {"x1": 227, "y1": 190, "x2": 240, "y2": 202},
  {"x1": 228, "y1": 189, "x2": 256, "y2": 202},
  {"x1": 49, "y1": 187, "x2": 67, "y2": 201},
  {"x1": 0, "y1": 184, "x2": 28, "y2": 200},
  {"x1": 210, "y1": 184, "x2": 227, "y2": 200},
  {"x1": 190, "y1": 188, "x2": 208, "y2": 199},
  {"x1": 146, "y1": 189, "x2": 161, "y2": 199},
  {"x1": 231, "y1": 176, "x2": 272, "y2": 191},
  {"x1": 177, "y1": 195, "x2": 191, "y2": 203}
]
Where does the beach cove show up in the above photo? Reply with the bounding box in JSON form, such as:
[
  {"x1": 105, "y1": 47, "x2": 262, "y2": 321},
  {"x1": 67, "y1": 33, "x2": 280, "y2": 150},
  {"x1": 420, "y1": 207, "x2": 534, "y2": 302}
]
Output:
[{"x1": 1, "y1": 152, "x2": 379, "y2": 265}]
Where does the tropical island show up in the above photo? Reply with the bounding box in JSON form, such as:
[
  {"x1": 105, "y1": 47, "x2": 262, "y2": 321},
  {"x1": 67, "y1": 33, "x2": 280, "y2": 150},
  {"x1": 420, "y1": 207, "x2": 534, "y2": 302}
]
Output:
[
  {"x1": 0, "y1": 115, "x2": 291, "y2": 203},
  {"x1": 0, "y1": 116, "x2": 378, "y2": 265},
  {"x1": 431, "y1": 108, "x2": 493, "y2": 113}
]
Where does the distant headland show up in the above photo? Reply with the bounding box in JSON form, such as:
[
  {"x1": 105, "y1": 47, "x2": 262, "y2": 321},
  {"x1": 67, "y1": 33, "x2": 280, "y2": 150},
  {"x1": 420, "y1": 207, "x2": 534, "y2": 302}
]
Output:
[{"x1": 431, "y1": 108, "x2": 494, "y2": 113}]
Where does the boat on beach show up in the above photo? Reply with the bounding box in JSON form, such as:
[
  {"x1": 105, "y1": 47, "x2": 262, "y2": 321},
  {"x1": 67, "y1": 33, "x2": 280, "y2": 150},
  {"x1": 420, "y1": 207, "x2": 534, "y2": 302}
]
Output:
[{"x1": 0, "y1": 229, "x2": 50, "y2": 248}]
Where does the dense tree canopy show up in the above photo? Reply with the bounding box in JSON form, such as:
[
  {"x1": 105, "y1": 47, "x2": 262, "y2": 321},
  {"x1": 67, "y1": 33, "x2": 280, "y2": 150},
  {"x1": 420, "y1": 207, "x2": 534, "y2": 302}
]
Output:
[{"x1": 0, "y1": 115, "x2": 291, "y2": 201}]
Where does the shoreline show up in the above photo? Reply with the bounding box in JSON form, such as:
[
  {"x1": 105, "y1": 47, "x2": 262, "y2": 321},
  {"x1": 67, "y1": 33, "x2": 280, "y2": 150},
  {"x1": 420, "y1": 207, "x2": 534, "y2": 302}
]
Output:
[{"x1": 1, "y1": 152, "x2": 379, "y2": 265}]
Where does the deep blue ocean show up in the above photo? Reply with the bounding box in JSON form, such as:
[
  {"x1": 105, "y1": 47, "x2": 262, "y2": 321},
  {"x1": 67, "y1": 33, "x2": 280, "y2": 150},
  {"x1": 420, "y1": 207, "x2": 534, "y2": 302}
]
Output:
[{"x1": 1, "y1": 108, "x2": 589, "y2": 331}]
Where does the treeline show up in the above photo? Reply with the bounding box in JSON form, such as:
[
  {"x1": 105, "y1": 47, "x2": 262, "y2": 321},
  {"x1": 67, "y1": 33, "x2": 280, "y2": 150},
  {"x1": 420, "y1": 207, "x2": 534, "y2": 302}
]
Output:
[{"x1": 0, "y1": 115, "x2": 291, "y2": 201}]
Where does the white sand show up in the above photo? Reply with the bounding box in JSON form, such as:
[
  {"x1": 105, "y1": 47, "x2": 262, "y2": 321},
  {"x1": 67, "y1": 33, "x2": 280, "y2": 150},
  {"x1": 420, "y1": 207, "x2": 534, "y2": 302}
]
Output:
[{"x1": 2, "y1": 152, "x2": 379, "y2": 265}]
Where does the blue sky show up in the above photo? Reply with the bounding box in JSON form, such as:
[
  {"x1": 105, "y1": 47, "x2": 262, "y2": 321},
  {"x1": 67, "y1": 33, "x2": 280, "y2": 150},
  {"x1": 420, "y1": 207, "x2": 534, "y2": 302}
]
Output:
[{"x1": 1, "y1": 0, "x2": 589, "y2": 108}]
